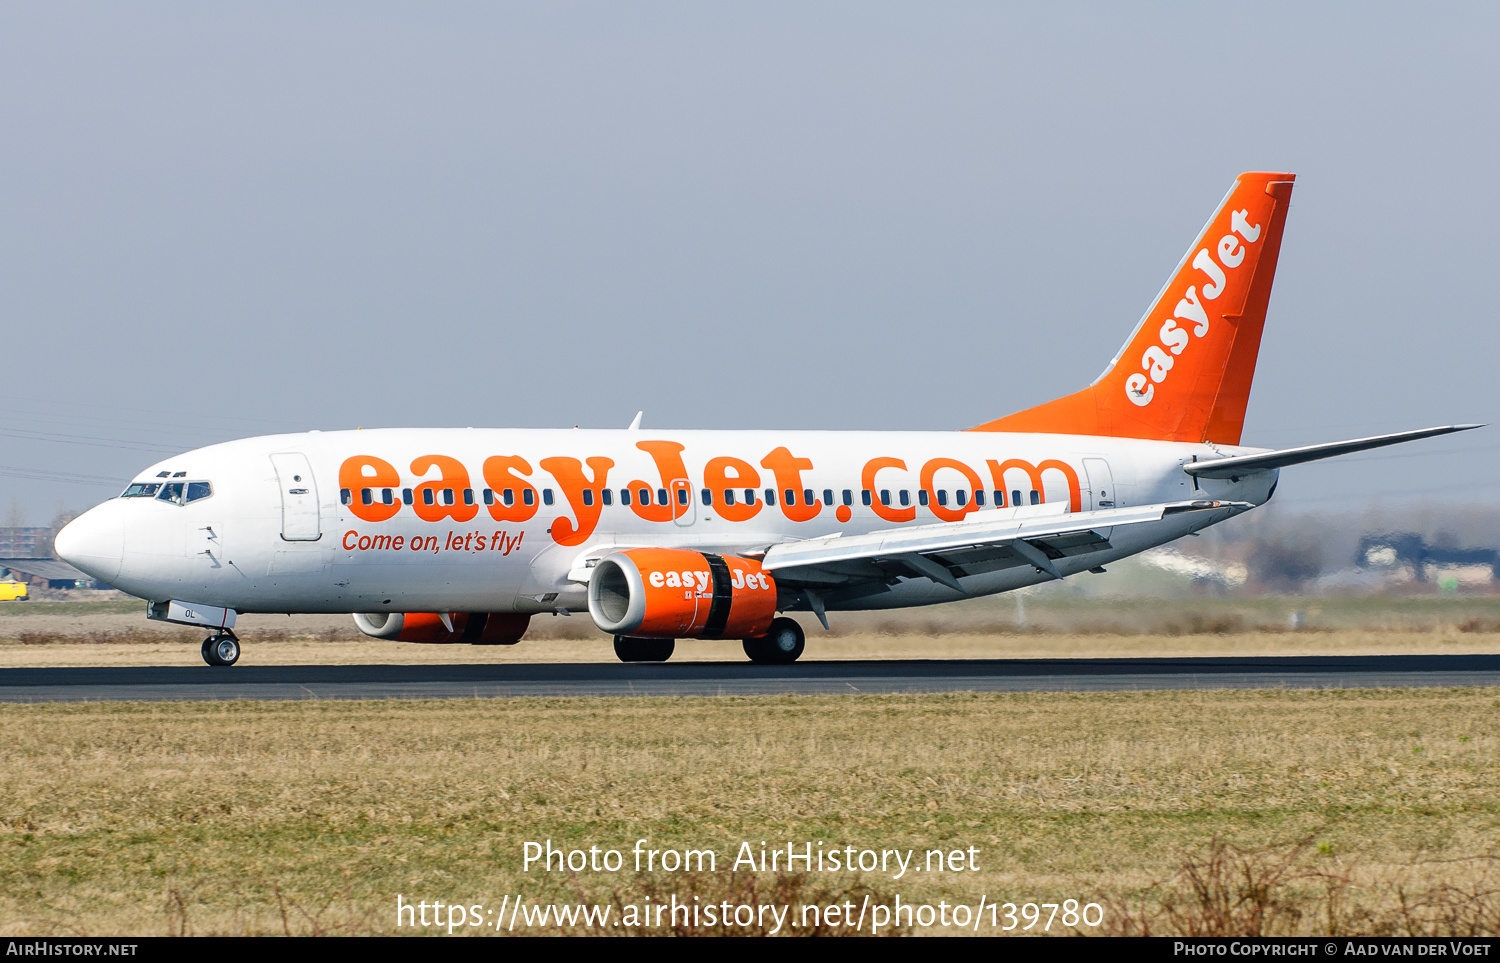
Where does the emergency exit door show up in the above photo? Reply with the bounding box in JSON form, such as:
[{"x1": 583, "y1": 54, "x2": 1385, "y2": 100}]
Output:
[{"x1": 1083, "y1": 458, "x2": 1117, "y2": 511}]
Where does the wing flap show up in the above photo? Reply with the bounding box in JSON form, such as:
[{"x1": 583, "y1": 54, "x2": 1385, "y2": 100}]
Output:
[{"x1": 762, "y1": 499, "x2": 1247, "y2": 589}]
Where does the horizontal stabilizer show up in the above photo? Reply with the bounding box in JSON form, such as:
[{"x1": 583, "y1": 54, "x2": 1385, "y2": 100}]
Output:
[{"x1": 1184, "y1": 425, "x2": 1483, "y2": 479}]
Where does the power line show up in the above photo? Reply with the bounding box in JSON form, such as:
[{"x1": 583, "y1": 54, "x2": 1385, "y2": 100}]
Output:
[{"x1": 0, "y1": 464, "x2": 124, "y2": 486}]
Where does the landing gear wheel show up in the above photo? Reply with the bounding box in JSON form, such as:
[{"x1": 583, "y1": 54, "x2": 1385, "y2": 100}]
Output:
[
  {"x1": 201, "y1": 634, "x2": 240, "y2": 667},
  {"x1": 613, "y1": 636, "x2": 675, "y2": 663},
  {"x1": 743, "y1": 617, "x2": 805, "y2": 665}
]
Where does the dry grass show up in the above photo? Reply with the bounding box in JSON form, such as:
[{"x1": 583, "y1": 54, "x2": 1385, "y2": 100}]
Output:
[
  {"x1": 0, "y1": 688, "x2": 1496, "y2": 936},
  {"x1": 1104, "y1": 837, "x2": 1500, "y2": 937},
  {"x1": 3, "y1": 596, "x2": 1500, "y2": 667}
]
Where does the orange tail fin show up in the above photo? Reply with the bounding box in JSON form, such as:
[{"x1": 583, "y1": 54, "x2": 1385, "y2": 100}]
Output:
[{"x1": 971, "y1": 172, "x2": 1295, "y2": 445}]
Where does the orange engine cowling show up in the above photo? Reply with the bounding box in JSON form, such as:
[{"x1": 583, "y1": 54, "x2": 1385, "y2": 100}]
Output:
[
  {"x1": 588, "y1": 548, "x2": 777, "y2": 639},
  {"x1": 351, "y1": 611, "x2": 530, "y2": 645}
]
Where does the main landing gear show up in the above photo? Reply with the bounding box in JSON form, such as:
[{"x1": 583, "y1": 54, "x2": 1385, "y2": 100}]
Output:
[
  {"x1": 201, "y1": 632, "x2": 240, "y2": 667},
  {"x1": 614, "y1": 636, "x2": 675, "y2": 663},
  {"x1": 742, "y1": 617, "x2": 805, "y2": 665},
  {"x1": 612, "y1": 618, "x2": 807, "y2": 665}
]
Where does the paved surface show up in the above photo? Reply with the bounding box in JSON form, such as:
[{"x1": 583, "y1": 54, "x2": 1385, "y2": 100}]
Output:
[{"x1": 1, "y1": 655, "x2": 1498, "y2": 702}]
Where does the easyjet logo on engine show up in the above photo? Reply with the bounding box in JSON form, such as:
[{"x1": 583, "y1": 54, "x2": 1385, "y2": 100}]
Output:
[
  {"x1": 1126, "y1": 208, "x2": 1261, "y2": 407},
  {"x1": 647, "y1": 569, "x2": 771, "y2": 592}
]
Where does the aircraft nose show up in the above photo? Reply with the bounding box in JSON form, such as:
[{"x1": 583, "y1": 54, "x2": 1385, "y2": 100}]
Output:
[{"x1": 54, "y1": 506, "x2": 124, "y2": 583}]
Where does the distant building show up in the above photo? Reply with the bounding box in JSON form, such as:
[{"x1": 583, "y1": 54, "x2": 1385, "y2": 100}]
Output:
[
  {"x1": 0, "y1": 527, "x2": 50, "y2": 558},
  {"x1": 0, "y1": 557, "x2": 100, "y2": 589},
  {"x1": 1356, "y1": 533, "x2": 1499, "y2": 585}
]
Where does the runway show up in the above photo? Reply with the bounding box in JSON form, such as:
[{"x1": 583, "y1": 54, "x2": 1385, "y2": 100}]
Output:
[{"x1": 1, "y1": 654, "x2": 1498, "y2": 702}]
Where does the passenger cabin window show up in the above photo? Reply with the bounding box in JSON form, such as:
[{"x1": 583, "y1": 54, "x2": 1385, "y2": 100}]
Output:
[
  {"x1": 804, "y1": 489, "x2": 815, "y2": 506},
  {"x1": 842, "y1": 490, "x2": 852, "y2": 506},
  {"x1": 361, "y1": 488, "x2": 374, "y2": 506},
  {"x1": 503, "y1": 489, "x2": 515, "y2": 506},
  {"x1": 724, "y1": 489, "x2": 736, "y2": 506},
  {"x1": 974, "y1": 490, "x2": 984, "y2": 507},
  {"x1": 1011, "y1": 489, "x2": 1021, "y2": 507},
  {"x1": 463, "y1": 489, "x2": 474, "y2": 506},
  {"x1": 744, "y1": 489, "x2": 756, "y2": 505},
  {"x1": 861, "y1": 489, "x2": 872, "y2": 506},
  {"x1": 483, "y1": 489, "x2": 494, "y2": 506},
  {"x1": 656, "y1": 488, "x2": 668, "y2": 506},
  {"x1": 403, "y1": 489, "x2": 414, "y2": 505},
  {"x1": 955, "y1": 490, "x2": 966, "y2": 507},
  {"x1": 620, "y1": 489, "x2": 632, "y2": 506},
  {"x1": 582, "y1": 489, "x2": 595, "y2": 507},
  {"x1": 542, "y1": 489, "x2": 555, "y2": 506},
  {"x1": 602, "y1": 489, "x2": 613, "y2": 506},
  {"x1": 677, "y1": 488, "x2": 689, "y2": 506},
  {"x1": 423, "y1": 489, "x2": 435, "y2": 506},
  {"x1": 700, "y1": 489, "x2": 711, "y2": 506},
  {"x1": 340, "y1": 489, "x2": 352, "y2": 505},
  {"x1": 121, "y1": 483, "x2": 162, "y2": 498},
  {"x1": 899, "y1": 490, "x2": 910, "y2": 507},
  {"x1": 784, "y1": 489, "x2": 796, "y2": 506},
  {"x1": 880, "y1": 490, "x2": 891, "y2": 506},
  {"x1": 824, "y1": 489, "x2": 834, "y2": 506},
  {"x1": 936, "y1": 490, "x2": 948, "y2": 507},
  {"x1": 764, "y1": 489, "x2": 776, "y2": 506},
  {"x1": 1030, "y1": 490, "x2": 1040, "y2": 505},
  {"x1": 382, "y1": 488, "x2": 393, "y2": 505},
  {"x1": 523, "y1": 489, "x2": 535, "y2": 507},
  {"x1": 918, "y1": 490, "x2": 929, "y2": 506},
  {"x1": 637, "y1": 487, "x2": 650, "y2": 505}
]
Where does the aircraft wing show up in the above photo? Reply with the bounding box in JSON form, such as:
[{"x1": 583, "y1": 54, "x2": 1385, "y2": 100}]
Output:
[
  {"x1": 1184, "y1": 425, "x2": 1482, "y2": 479},
  {"x1": 760, "y1": 498, "x2": 1247, "y2": 593}
]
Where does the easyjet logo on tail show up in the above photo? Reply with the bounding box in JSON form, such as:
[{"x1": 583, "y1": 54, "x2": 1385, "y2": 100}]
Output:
[
  {"x1": 971, "y1": 171, "x2": 1294, "y2": 445},
  {"x1": 1126, "y1": 208, "x2": 1261, "y2": 407}
]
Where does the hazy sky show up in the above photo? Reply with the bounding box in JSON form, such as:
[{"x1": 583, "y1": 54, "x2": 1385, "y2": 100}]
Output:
[{"x1": 2, "y1": 3, "x2": 1497, "y2": 524}]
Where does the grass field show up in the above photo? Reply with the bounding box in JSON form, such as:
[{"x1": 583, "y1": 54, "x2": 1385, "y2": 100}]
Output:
[{"x1": 1, "y1": 688, "x2": 1497, "y2": 936}]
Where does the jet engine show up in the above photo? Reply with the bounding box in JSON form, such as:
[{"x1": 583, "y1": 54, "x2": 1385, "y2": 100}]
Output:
[
  {"x1": 352, "y1": 611, "x2": 531, "y2": 644},
  {"x1": 588, "y1": 548, "x2": 777, "y2": 639}
]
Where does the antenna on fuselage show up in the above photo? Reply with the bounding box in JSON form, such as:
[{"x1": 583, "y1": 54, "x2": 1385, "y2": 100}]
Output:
[{"x1": 628, "y1": 411, "x2": 643, "y2": 431}]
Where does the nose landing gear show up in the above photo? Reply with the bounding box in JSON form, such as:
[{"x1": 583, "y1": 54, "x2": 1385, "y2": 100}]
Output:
[{"x1": 201, "y1": 632, "x2": 241, "y2": 666}]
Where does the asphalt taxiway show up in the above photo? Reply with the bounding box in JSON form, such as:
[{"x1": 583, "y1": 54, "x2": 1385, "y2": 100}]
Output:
[{"x1": 0, "y1": 654, "x2": 1497, "y2": 702}]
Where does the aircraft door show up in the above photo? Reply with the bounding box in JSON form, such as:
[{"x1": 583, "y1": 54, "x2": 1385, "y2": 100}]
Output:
[
  {"x1": 670, "y1": 478, "x2": 695, "y2": 527},
  {"x1": 271, "y1": 453, "x2": 322, "y2": 541},
  {"x1": 1083, "y1": 458, "x2": 1117, "y2": 511}
]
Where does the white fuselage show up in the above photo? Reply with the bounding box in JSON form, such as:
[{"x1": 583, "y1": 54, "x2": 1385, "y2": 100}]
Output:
[{"x1": 56, "y1": 427, "x2": 1274, "y2": 618}]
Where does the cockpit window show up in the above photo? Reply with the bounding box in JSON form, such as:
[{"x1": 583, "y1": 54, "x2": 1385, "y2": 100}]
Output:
[
  {"x1": 150, "y1": 481, "x2": 212, "y2": 505},
  {"x1": 121, "y1": 483, "x2": 162, "y2": 498}
]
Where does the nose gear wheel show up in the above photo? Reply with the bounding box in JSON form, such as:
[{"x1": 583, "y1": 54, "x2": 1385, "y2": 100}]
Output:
[{"x1": 201, "y1": 633, "x2": 240, "y2": 666}]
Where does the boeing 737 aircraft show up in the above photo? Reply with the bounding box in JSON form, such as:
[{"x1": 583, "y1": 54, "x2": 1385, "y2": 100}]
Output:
[{"x1": 55, "y1": 172, "x2": 1477, "y2": 666}]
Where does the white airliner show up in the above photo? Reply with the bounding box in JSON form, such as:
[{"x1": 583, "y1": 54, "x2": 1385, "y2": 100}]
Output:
[{"x1": 55, "y1": 172, "x2": 1477, "y2": 666}]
